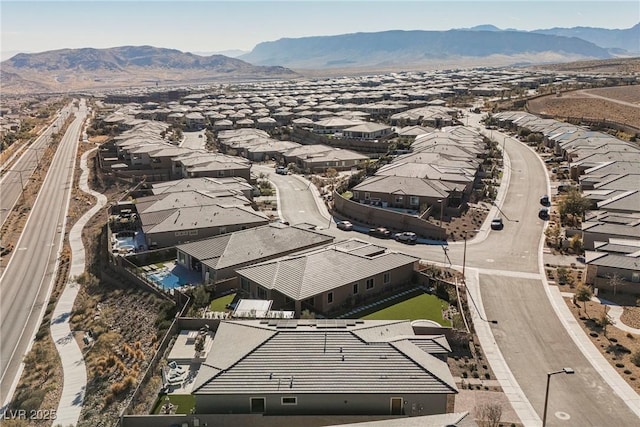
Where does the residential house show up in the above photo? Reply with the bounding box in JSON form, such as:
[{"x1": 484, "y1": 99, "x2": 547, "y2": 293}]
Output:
[
  {"x1": 135, "y1": 191, "x2": 269, "y2": 248},
  {"x1": 175, "y1": 223, "x2": 334, "y2": 284},
  {"x1": 585, "y1": 240, "x2": 640, "y2": 285},
  {"x1": 236, "y1": 238, "x2": 418, "y2": 316},
  {"x1": 342, "y1": 122, "x2": 394, "y2": 140},
  {"x1": 191, "y1": 319, "x2": 457, "y2": 416}
]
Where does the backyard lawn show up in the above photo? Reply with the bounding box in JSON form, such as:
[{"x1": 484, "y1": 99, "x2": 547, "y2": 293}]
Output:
[
  {"x1": 361, "y1": 293, "x2": 451, "y2": 326},
  {"x1": 151, "y1": 394, "x2": 195, "y2": 414},
  {"x1": 209, "y1": 293, "x2": 236, "y2": 312}
]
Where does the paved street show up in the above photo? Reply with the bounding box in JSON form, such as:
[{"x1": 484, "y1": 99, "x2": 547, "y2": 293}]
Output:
[
  {"x1": 0, "y1": 100, "x2": 87, "y2": 407},
  {"x1": 0, "y1": 107, "x2": 72, "y2": 227},
  {"x1": 265, "y1": 114, "x2": 640, "y2": 425}
]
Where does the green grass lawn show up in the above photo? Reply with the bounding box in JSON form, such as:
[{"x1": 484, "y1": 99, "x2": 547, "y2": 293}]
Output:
[
  {"x1": 361, "y1": 293, "x2": 451, "y2": 326},
  {"x1": 209, "y1": 293, "x2": 236, "y2": 312},
  {"x1": 152, "y1": 394, "x2": 195, "y2": 414}
]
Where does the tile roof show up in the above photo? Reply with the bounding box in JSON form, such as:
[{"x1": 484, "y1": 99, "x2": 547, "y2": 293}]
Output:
[
  {"x1": 235, "y1": 241, "x2": 418, "y2": 301},
  {"x1": 176, "y1": 224, "x2": 334, "y2": 271},
  {"x1": 353, "y1": 175, "x2": 455, "y2": 198},
  {"x1": 193, "y1": 320, "x2": 457, "y2": 395}
]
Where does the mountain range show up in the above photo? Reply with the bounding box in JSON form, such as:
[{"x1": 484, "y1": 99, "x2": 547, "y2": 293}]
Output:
[
  {"x1": 0, "y1": 46, "x2": 295, "y2": 94},
  {"x1": 2, "y1": 24, "x2": 637, "y2": 94},
  {"x1": 240, "y1": 26, "x2": 636, "y2": 69}
]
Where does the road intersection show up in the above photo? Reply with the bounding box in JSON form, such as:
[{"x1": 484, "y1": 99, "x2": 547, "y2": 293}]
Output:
[{"x1": 261, "y1": 116, "x2": 640, "y2": 425}]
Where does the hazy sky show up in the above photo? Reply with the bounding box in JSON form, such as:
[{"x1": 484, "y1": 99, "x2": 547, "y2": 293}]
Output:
[{"x1": 1, "y1": 1, "x2": 638, "y2": 59}]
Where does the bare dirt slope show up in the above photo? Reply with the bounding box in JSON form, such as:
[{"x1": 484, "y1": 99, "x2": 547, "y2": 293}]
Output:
[{"x1": 527, "y1": 85, "x2": 640, "y2": 129}]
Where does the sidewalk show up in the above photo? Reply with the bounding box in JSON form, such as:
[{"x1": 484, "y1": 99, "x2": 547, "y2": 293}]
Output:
[{"x1": 50, "y1": 147, "x2": 107, "y2": 426}]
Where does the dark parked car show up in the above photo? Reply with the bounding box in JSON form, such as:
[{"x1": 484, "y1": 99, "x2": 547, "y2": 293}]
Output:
[
  {"x1": 540, "y1": 195, "x2": 550, "y2": 206},
  {"x1": 369, "y1": 227, "x2": 392, "y2": 239},
  {"x1": 394, "y1": 231, "x2": 418, "y2": 244},
  {"x1": 490, "y1": 218, "x2": 504, "y2": 230},
  {"x1": 336, "y1": 220, "x2": 353, "y2": 231},
  {"x1": 538, "y1": 208, "x2": 550, "y2": 220}
]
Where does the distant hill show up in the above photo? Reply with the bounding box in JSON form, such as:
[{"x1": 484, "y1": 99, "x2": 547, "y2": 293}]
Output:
[
  {"x1": 1, "y1": 45, "x2": 296, "y2": 94},
  {"x1": 533, "y1": 23, "x2": 640, "y2": 54},
  {"x1": 239, "y1": 29, "x2": 612, "y2": 69}
]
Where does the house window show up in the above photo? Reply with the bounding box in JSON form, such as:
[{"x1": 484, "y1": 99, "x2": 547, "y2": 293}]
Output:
[
  {"x1": 281, "y1": 397, "x2": 297, "y2": 405},
  {"x1": 241, "y1": 277, "x2": 250, "y2": 292},
  {"x1": 366, "y1": 278, "x2": 374, "y2": 290},
  {"x1": 257, "y1": 287, "x2": 268, "y2": 299},
  {"x1": 410, "y1": 196, "x2": 419, "y2": 206},
  {"x1": 353, "y1": 283, "x2": 359, "y2": 295},
  {"x1": 352, "y1": 191, "x2": 359, "y2": 199},
  {"x1": 395, "y1": 195, "x2": 403, "y2": 203},
  {"x1": 219, "y1": 226, "x2": 227, "y2": 234},
  {"x1": 327, "y1": 292, "x2": 334, "y2": 304},
  {"x1": 250, "y1": 397, "x2": 266, "y2": 413},
  {"x1": 177, "y1": 251, "x2": 186, "y2": 265},
  {"x1": 364, "y1": 192, "x2": 370, "y2": 200},
  {"x1": 384, "y1": 272, "x2": 390, "y2": 284},
  {"x1": 218, "y1": 170, "x2": 225, "y2": 177}
]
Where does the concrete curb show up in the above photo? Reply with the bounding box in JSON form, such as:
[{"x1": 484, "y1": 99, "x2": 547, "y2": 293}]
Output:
[
  {"x1": 529, "y1": 142, "x2": 640, "y2": 420},
  {"x1": 466, "y1": 269, "x2": 539, "y2": 425},
  {"x1": 50, "y1": 147, "x2": 107, "y2": 426}
]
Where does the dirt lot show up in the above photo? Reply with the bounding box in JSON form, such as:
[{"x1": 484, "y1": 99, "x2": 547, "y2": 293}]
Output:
[
  {"x1": 532, "y1": 57, "x2": 640, "y2": 74},
  {"x1": 583, "y1": 85, "x2": 640, "y2": 105},
  {"x1": 527, "y1": 91, "x2": 640, "y2": 130}
]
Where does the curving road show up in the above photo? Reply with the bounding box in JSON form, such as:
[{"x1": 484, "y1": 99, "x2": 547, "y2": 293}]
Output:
[
  {"x1": 0, "y1": 100, "x2": 87, "y2": 407},
  {"x1": 264, "y1": 114, "x2": 640, "y2": 425}
]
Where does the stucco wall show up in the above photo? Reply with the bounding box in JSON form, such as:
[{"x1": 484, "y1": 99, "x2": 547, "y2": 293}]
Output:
[
  {"x1": 195, "y1": 392, "x2": 448, "y2": 416},
  {"x1": 334, "y1": 192, "x2": 446, "y2": 241}
]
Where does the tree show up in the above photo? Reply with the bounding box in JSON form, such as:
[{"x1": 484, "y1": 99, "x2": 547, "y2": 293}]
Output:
[
  {"x1": 300, "y1": 309, "x2": 315, "y2": 319},
  {"x1": 557, "y1": 267, "x2": 572, "y2": 286},
  {"x1": 193, "y1": 285, "x2": 210, "y2": 308},
  {"x1": 598, "y1": 306, "x2": 613, "y2": 338},
  {"x1": 570, "y1": 235, "x2": 583, "y2": 254},
  {"x1": 575, "y1": 284, "x2": 594, "y2": 318},
  {"x1": 607, "y1": 273, "x2": 624, "y2": 296},
  {"x1": 475, "y1": 402, "x2": 503, "y2": 427},
  {"x1": 558, "y1": 189, "x2": 592, "y2": 226},
  {"x1": 194, "y1": 335, "x2": 205, "y2": 355}
]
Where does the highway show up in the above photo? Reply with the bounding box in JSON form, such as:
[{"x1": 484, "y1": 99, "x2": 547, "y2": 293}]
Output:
[
  {"x1": 0, "y1": 100, "x2": 87, "y2": 407},
  {"x1": 266, "y1": 114, "x2": 639, "y2": 425},
  {"x1": 0, "y1": 107, "x2": 73, "y2": 227}
]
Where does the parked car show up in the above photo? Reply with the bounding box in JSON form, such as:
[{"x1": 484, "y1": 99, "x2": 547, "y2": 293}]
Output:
[
  {"x1": 275, "y1": 166, "x2": 288, "y2": 175},
  {"x1": 540, "y1": 195, "x2": 550, "y2": 206},
  {"x1": 394, "y1": 231, "x2": 418, "y2": 244},
  {"x1": 538, "y1": 208, "x2": 550, "y2": 220},
  {"x1": 490, "y1": 217, "x2": 504, "y2": 230},
  {"x1": 336, "y1": 220, "x2": 353, "y2": 231},
  {"x1": 369, "y1": 227, "x2": 392, "y2": 238}
]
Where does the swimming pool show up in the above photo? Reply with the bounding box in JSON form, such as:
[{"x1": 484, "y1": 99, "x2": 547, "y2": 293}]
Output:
[{"x1": 147, "y1": 271, "x2": 186, "y2": 289}]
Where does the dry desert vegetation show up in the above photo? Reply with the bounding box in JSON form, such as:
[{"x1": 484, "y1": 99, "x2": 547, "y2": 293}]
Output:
[{"x1": 527, "y1": 85, "x2": 640, "y2": 129}]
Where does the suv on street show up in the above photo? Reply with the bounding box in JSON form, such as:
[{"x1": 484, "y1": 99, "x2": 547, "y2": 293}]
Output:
[
  {"x1": 369, "y1": 227, "x2": 392, "y2": 239},
  {"x1": 540, "y1": 195, "x2": 550, "y2": 206},
  {"x1": 394, "y1": 231, "x2": 418, "y2": 244},
  {"x1": 275, "y1": 166, "x2": 288, "y2": 175},
  {"x1": 538, "y1": 208, "x2": 550, "y2": 220},
  {"x1": 490, "y1": 218, "x2": 504, "y2": 230},
  {"x1": 336, "y1": 220, "x2": 353, "y2": 231}
]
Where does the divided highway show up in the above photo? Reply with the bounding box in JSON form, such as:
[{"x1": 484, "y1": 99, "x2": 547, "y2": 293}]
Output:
[
  {"x1": 0, "y1": 100, "x2": 87, "y2": 406},
  {"x1": 0, "y1": 107, "x2": 72, "y2": 227}
]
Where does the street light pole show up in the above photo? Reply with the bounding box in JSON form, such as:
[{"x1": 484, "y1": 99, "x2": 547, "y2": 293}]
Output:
[{"x1": 542, "y1": 368, "x2": 575, "y2": 427}]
